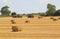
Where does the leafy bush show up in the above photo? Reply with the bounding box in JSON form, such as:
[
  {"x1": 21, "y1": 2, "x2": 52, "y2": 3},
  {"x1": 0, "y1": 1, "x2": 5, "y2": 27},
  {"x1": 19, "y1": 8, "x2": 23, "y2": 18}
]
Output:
[
  {"x1": 27, "y1": 14, "x2": 34, "y2": 18},
  {"x1": 17, "y1": 14, "x2": 22, "y2": 18},
  {"x1": 11, "y1": 12, "x2": 17, "y2": 18}
]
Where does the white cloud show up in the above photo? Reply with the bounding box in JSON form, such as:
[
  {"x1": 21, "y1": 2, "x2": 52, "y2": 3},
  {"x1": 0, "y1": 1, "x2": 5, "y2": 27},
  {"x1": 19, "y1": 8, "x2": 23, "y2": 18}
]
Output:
[
  {"x1": 0, "y1": 0, "x2": 9, "y2": 3},
  {"x1": 4, "y1": 0, "x2": 8, "y2": 3}
]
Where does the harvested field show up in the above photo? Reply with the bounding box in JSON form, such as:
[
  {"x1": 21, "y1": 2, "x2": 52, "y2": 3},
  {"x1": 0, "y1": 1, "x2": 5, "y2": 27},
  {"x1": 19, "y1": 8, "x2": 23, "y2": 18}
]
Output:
[{"x1": 0, "y1": 16, "x2": 60, "y2": 39}]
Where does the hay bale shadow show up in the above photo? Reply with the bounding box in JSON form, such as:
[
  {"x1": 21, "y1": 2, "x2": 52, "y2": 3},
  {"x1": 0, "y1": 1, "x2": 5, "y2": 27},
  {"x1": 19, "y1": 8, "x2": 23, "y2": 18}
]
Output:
[
  {"x1": 52, "y1": 19, "x2": 57, "y2": 21},
  {"x1": 11, "y1": 20, "x2": 16, "y2": 24},
  {"x1": 58, "y1": 18, "x2": 60, "y2": 20},
  {"x1": 38, "y1": 16, "x2": 43, "y2": 19},
  {"x1": 25, "y1": 21, "x2": 29, "y2": 23},
  {"x1": 50, "y1": 17, "x2": 54, "y2": 19},
  {"x1": 19, "y1": 28, "x2": 22, "y2": 32}
]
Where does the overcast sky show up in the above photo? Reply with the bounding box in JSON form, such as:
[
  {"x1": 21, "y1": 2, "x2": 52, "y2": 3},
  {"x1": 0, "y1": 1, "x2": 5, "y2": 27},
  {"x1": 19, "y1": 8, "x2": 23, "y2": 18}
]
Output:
[{"x1": 0, "y1": 0, "x2": 60, "y2": 14}]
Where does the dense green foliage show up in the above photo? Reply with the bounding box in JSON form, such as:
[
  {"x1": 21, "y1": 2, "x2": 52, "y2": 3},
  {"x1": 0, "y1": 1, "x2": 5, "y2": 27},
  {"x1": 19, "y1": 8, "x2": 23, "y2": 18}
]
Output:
[
  {"x1": 1, "y1": 6, "x2": 11, "y2": 16},
  {"x1": 46, "y1": 4, "x2": 56, "y2": 16},
  {"x1": 11, "y1": 12, "x2": 17, "y2": 16},
  {"x1": 54, "y1": 10, "x2": 60, "y2": 16}
]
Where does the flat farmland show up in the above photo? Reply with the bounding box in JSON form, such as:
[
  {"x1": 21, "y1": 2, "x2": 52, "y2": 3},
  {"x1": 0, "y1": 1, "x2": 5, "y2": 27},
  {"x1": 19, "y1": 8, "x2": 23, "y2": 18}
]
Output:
[{"x1": 0, "y1": 16, "x2": 60, "y2": 39}]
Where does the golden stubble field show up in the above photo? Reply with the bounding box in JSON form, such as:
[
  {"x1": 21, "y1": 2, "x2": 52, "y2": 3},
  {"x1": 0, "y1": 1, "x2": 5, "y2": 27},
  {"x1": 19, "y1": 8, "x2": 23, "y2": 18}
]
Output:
[{"x1": 0, "y1": 16, "x2": 60, "y2": 39}]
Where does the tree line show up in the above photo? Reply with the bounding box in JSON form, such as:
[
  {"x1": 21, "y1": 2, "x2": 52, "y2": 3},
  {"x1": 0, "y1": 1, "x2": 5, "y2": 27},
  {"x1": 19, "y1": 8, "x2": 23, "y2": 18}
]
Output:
[{"x1": 0, "y1": 4, "x2": 60, "y2": 17}]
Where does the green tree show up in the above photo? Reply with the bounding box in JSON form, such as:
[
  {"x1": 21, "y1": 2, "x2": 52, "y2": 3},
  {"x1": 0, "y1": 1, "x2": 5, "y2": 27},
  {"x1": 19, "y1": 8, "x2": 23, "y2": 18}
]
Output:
[
  {"x1": 54, "y1": 10, "x2": 60, "y2": 16},
  {"x1": 1, "y1": 6, "x2": 11, "y2": 16},
  {"x1": 11, "y1": 12, "x2": 17, "y2": 16},
  {"x1": 38, "y1": 13, "x2": 46, "y2": 16},
  {"x1": 46, "y1": 4, "x2": 56, "y2": 16},
  {"x1": 17, "y1": 14, "x2": 22, "y2": 18},
  {"x1": 27, "y1": 14, "x2": 34, "y2": 18},
  {"x1": 11, "y1": 12, "x2": 17, "y2": 18}
]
